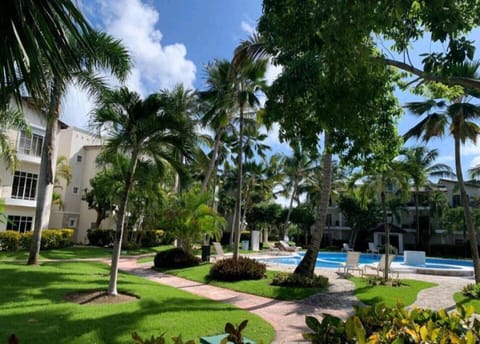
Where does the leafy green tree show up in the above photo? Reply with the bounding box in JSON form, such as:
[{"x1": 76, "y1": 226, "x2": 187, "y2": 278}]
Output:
[
  {"x1": 27, "y1": 30, "x2": 131, "y2": 266},
  {"x1": 159, "y1": 187, "x2": 225, "y2": 254},
  {"x1": 52, "y1": 156, "x2": 73, "y2": 210},
  {"x1": 405, "y1": 62, "x2": 480, "y2": 282},
  {"x1": 93, "y1": 87, "x2": 195, "y2": 295},
  {"x1": 337, "y1": 194, "x2": 381, "y2": 235},
  {"x1": 400, "y1": 146, "x2": 454, "y2": 247}
]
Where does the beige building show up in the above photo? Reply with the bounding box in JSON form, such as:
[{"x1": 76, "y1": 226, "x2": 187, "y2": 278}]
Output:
[{"x1": 0, "y1": 100, "x2": 106, "y2": 243}]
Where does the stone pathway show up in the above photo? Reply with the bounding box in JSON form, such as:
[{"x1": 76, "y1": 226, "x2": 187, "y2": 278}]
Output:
[{"x1": 117, "y1": 257, "x2": 474, "y2": 344}]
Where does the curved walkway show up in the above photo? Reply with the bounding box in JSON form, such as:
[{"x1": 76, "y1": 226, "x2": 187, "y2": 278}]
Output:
[{"x1": 117, "y1": 257, "x2": 473, "y2": 344}]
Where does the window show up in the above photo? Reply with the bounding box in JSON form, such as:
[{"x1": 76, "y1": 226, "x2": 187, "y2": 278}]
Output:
[
  {"x1": 452, "y1": 195, "x2": 462, "y2": 207},
  {"x1": 6, "y1": 216, "x2": 33, "y2": 233},
  {"x1": 77, "y1": 155, "x2": 82, "y2": 162},
  {"x1": 11, "y1": 171, "x2": 38, "y2": 200},
  {"x1": 68, "y1": 218, "x2": 77, "y2": 227},
  {"x1": 72, "y1": 186, "x2": 79, "y2": 194},
  {"x1": 18, "y1": 131, "x2": 43, "y2": 157}
]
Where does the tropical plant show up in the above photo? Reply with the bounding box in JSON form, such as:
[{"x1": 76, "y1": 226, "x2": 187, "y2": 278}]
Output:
[
  {"x1": 158, "y1": 187, "x2": 225, "y2": 254},
  {"x1": 1, "y1": 0, "x2": 94, "y2": 102},
  {"x1": 92, "y1": 87, "x2": 196, "y2": 295},
  {"x1": 404, "y1": 61, "x2": 480, "y2": 282},
  {"x1": 399, "y1": 146, "x2": 454, "y2": 247},
  {"x1": 27, "y1": 30, "x2": 131, "y2": 266},
  {"x1": 51, "y1": 156, "x2": 73, "y2": 210}
]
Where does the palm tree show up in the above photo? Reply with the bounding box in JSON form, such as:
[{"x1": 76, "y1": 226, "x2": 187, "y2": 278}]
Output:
[
  {"x1": 199, "y1": 59, "x2": 235, "y2": 192},
  {"x1": 27, "y1": 30, "x2": 131, "y2": 265},
  {"x1": 352, "y1": 160, "x2": 410, "y2": 279},
  {"x1": 93, "y1": 87, "x2": 195, "y2": 295},
  {"x1": 404, "y1": 62, "x2": 480, "y2": 282},
  {"x1": 227, "y1": 58, "x2": 267, "y2": 260},
  {"x1": 1, "y1": 0, "x2": 93, "y2": 102},
  {"x1": 400, "y1": 146, "x2": 454, "y2": 248},
  {"x1": 52, "y1": 156, "x2": 73, "y2": 210}
]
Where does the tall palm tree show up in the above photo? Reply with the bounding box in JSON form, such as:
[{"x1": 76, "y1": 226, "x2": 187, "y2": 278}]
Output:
[
  {"x1": 93, "y1": 87, "x2": 195, "y2": 295},
  {"x1": 404, "y1": 62, "x2": 480, "y2": 282},
  {"x1": 230, "y1": 58, "x2": 267, "y2": 260},
  {"x1": 352, "y1": 160, "x2": 410, "y2": 279},
  {"x1": 199, "y1": 59, "x2": 235, "y2": 192},
  {"x1": 27, "y1": 30, "x2": 131, "y2": 265},
  {"x1": 1, "y1": 0, "x2": 93, "y2": 102},
  {"x1": 400, "y1": 146, "x2": 454, "y2": 248}
]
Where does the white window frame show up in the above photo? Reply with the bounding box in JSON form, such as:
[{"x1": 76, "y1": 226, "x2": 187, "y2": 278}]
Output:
[
  {"x1": 6, "y1": 215, "x2": 33, "y2": 233},
  {"x1": 11, "y1": 171, "x2": 38, "y2": 200},
  {"x1": 18, "y1": 131, "x2": 43, "y2": 157}
]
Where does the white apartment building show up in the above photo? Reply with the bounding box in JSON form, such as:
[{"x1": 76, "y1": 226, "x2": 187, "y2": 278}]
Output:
[{"x1": 0, "y1": 99, "x2": 106, "y2": 243}]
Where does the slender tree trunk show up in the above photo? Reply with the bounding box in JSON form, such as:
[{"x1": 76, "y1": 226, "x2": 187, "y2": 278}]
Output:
[
  {"x1": 294, "y1": 133, "x2": 332, "y2": 277},
  {"x1": 381, "y1": 190, "x2": 390, "y2": 280},
  {"x1": 108, "y1": 154, "x2": 138, "y2": 295},
  {"x1": 415, "y1": 186, "x2": 420, "y2": 248},
  {"x1": 454, "y1": 137, "x2": 480, "y2": 283},
  {"x1": 27, "y1": 84, "x2": 61, "y2": 265},
  {"x1": 283, "y1": 177, "x2": 299, "y2": 241},
  {"x1": 202, "y1": 128, "x2": 223, "y2": 192},
  {"x1": 233, "y1": 106, "x2": 244, "y2": 260}
]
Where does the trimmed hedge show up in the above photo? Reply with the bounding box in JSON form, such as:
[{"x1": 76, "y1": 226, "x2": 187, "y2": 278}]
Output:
[
  {"x1": 271, "y1": 272, "x2": 328, "y2": 288},
  {"x1": 0, "y1": 229, "x2": 73, "y2": 251},
  {"x1": 209, "y1": 257, "x2": 266, "y2": 281},
  {"x1": 87, "y1": 229, "x2": 165, "y2": 248},
  {"x1": 87, "y1": 228, "x2": 115, "y2": 247},
  {"x1": 154, "y1": 248, "x2": 201, "y2": 269}
]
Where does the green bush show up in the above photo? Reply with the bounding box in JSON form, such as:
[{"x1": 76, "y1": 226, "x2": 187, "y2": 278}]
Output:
[
  {"x1": 271, "y1": 272, "x2": 328, "y2": 288},
  {"x1": 154, "y1": 248, "x2": 201, "y2": 269},
  {"x1": 139, "y1": 230, "x2": 163, "y2": 247},
  {"x1": 209, "y1": 257, "x2": 266, "y2": 281},
  {"x1": 0, "y1": 231, "x2": 21, "y2": 251},
  {"x1": 366, "y1": 275, "x2": 403, "y2": 287},
  {"x1": 462, "y1": 283, "x2": 480, "y2": 298},
  {"x1": 303, "y1": 303, "x2": 480, "y2": 343},
  {"x1": 87, "y1": 228, "x2": 115, "y2": 247}
]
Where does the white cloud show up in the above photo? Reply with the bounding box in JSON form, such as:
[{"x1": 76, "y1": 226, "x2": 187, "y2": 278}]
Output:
[
  {"x1": 435, "y1": 154, "x2": 455, "y2": 164},
  {"x1": 265, "y1": 60, "x2": 282, "y2": 86},
  {"x1": 463, "y1": 142, "x2": 480, "y2": 156},
  {"x1": 61, "y1": 85, "x2": 95, "y2": 129},
  {"x1": 240, "y1": 20, "x2": 255, "y2": 35},
  {"x1": 470, "y1": 156, "x2": 480, "y2": 169}
]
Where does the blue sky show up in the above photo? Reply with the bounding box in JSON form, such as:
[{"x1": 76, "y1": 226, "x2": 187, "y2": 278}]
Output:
[{"x1": 63, "y1": 0, "x2": 480, "y2": 177}]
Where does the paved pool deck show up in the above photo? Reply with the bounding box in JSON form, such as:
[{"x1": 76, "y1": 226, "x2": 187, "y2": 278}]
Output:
[{"x1": 117, "y1": 256, "x2": 475, "y2": 344}]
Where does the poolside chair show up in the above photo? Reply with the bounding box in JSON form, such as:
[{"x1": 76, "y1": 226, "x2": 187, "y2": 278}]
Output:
[
  {"x1": 367, "y1": 242, "x2": 379, "y2": 254},
  {"x1": 275, "y1": 240, "x2": 300, "y2": 252},
  {"x1": 364, "y1": 254, "x2": 398, "y2": 278},
  {"x1": 211, "y1": 242, "x2": 225, "y2": 262},
  {"x1": 338, "y1": 251, "x2": 362, "y2": 275},
  {"x1": 342, "y1": 243, "x2": 353, "y2": 252}
]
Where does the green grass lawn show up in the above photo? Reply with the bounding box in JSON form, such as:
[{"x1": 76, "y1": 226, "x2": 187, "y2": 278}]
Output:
[
  {"x1": 454, "y1": 292, "x2": 480, "y2": 312},
  {"x1": 350, "y1": 277, "x2": 437, "y2": 307},
  {"x1": 159, "y1": 264, "x2": 325, "y2": 300},
  {"x1": 0, "y1": 245, "x2": 173, "y2": 261},
  {"x1": 0, "y1": 261, "x2": 274, "y2": 343}
]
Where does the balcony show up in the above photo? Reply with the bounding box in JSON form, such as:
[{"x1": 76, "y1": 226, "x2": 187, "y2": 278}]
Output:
[{"x1": 17, "y1": 153, "x2": 41, "y2": 165}]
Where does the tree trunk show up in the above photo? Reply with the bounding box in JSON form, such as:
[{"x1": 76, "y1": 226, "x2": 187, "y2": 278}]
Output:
[
  {"x1": 283, "y1": 177, "x2": 299, "y2": 241},
  {"x1": 27, "y1": 84, "x2": 61, "y2": 265},
  {"x1": 233, "y1": 105, "x2": 244, "y2": 260},
  {"x1": 381, "y1": 190, "x2": 390, "y2": 280},
  {"x1": 294, "y1": 133, "x2": 332, "y2": 277},
  {"x1": 108, "y1": 154, "x2": 138, "y2": 295},
  {"x1": 454, "y1": 137, "x2": 480, "y2": 283},
  {"x1": 415, "y1": 186, "x2": 420, "y2": 249},
  {"x1": 202, "y1": 128, "x2": 223, "y2": 192}
]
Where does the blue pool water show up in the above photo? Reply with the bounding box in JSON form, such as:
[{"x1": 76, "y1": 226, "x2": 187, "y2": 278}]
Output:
[{"x1": 260, "y1": 252, "x2": 474, "y2": 270}]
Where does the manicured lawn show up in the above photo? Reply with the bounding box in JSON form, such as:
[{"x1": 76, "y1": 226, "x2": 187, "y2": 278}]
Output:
[
  {"x1": 0, "y1": 245, "x2": 173, "y2": 261},
  {"x1": 159, "y1": 264, "x2": 325, "y2": 300},
  {"x1": 350, "y1": 277, "x2": 437, "y2": 307},
  {"x1": 454, "y1": 292, "x2": 480, "y2": 312},
  {"x1": 0, "y1": 261, "x2": 274, "y2": 343}
]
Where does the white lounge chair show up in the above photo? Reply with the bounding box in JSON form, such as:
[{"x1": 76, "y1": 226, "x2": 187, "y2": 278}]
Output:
[
  {"x1": 211, "y1": 242, "x2": 225, "y2": 262},
  {"x1": 338, "y1": 251, "x2": 362, "y2": 275},
  {"x1": 342, "y1": 243, "x2": 353, "y2": 252},
  {"x1": 364, "y1": 254, "x2": 398, "y2": 278},
  {"x1": 275, "y1": 240, "x2": 300, "y2": 252},
  {"x1": 367, "y1": 242, "x2": 379, "y2": 254}
]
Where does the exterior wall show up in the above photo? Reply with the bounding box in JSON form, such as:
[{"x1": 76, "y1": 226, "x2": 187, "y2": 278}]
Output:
[{"x1": 49, "y1": 127, "x2": 103, "y2": 243}]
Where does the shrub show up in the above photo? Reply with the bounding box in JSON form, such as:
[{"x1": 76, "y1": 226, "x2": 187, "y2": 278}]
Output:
[
  {"x1": 41, "y1": 229, "x2": 74, "y2": 249},
  {"x1": 19, "y1": 231, "x2": 33, "y2": 250},
  {"x1": 271, "y1": 272, "x2": 328, "y2": 288},
  {"x1": 209, "y1": 257, "x2": 266, "y2": 281},
  {"x1": 87, "y1": 228, "x2": 115, "y2": 247},
  {"x1": 462, "y1": 283, "x2": 480, "y2": 298},
  {"x1": 139, "y1": 230, "x2": 163, "y2": 247},
  {"x1": 154, "y1": 248, "x2": 201, "y2": 269},
  {"x1": 366, "y1": 275, "x2": 403, "y2": 287},
  {"x1": 303, "y1": 303, "x2": 480, "y2": 343},
  {"x1": 0, "y1": 231, "x2": 21, "y2": 251}
]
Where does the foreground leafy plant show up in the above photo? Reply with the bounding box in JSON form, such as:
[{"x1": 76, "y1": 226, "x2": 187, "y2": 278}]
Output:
[
  {"x1": 303, "y1": 303, "x2": 480, "y2": 343},
  {"x1": 132, "y1": 332, "x2": 195, "y2": 344},
  {"x1": 463, "y1": 283, "x2": 480, "y2": 299},
  {"x1": 222, "y1": 320, "x2": 248, "y2": 344}
]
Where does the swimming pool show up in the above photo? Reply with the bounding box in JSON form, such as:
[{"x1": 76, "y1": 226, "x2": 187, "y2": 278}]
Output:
[{"x1": 259, "y1": 252, "x2": 474, "y2": 276}]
